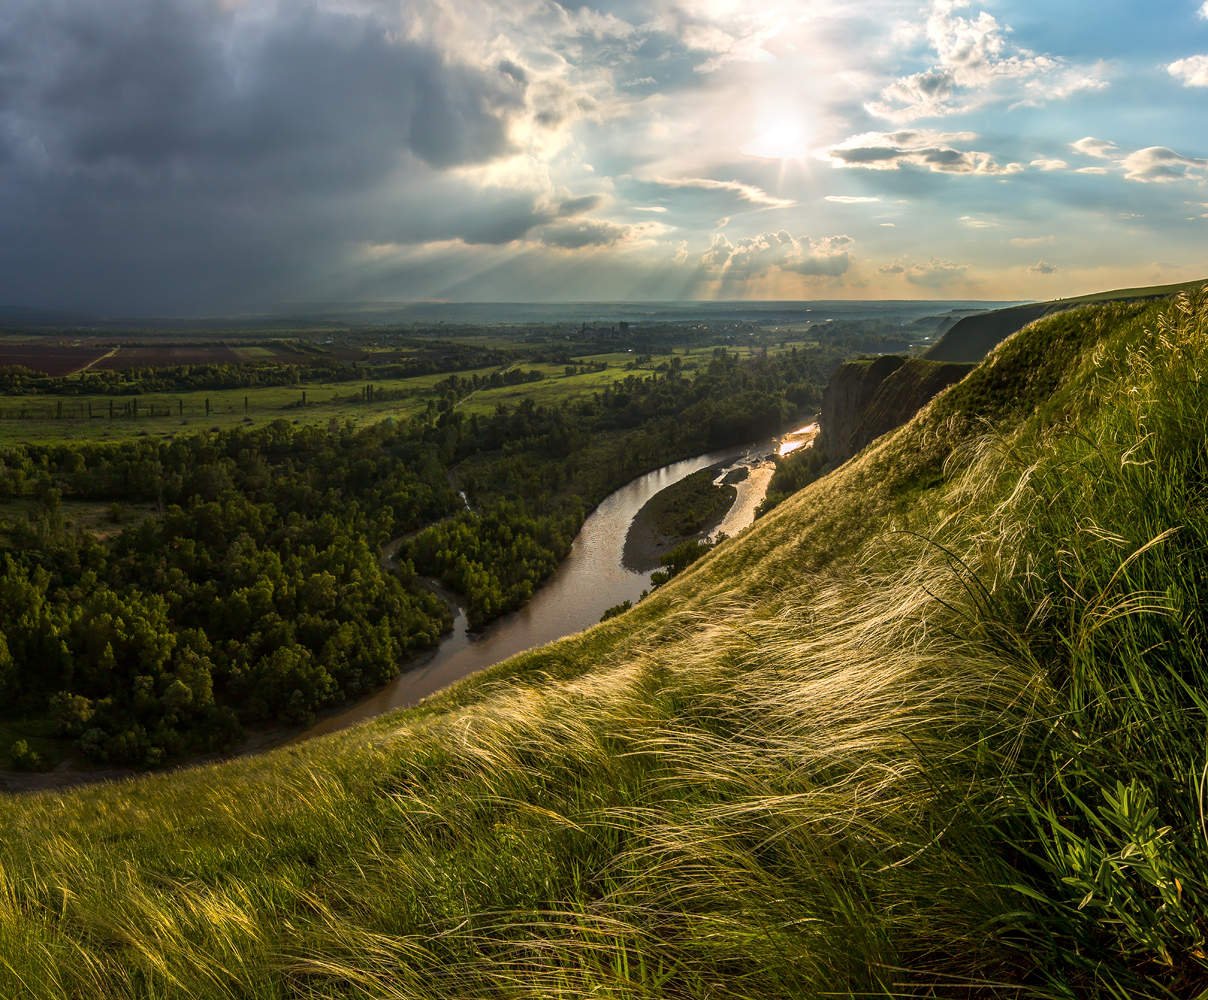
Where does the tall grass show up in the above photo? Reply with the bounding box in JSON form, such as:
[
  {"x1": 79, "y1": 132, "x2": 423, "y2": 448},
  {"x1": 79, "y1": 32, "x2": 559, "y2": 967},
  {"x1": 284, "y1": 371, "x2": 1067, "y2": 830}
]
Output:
[{"x1": 0, "y1": 292, "x2": 1205, "y2": 996}]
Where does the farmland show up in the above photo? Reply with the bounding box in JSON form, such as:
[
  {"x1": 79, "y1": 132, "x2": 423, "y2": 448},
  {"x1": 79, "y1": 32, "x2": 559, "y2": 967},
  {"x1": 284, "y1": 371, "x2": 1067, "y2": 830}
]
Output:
[
  {"x1": 0, "y1": 363, "x2": 670, "y2": 443},
  {"x1": 0, "y1": 344, "x2": 113, "y2": 376},
  {"x1": 0, "y1": 313, "x2": 925, "y2": 445}
]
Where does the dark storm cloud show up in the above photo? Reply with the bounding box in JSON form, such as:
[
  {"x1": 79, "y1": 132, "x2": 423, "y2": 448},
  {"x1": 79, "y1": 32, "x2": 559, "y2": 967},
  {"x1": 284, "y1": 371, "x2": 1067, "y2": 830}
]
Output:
[{"x1": 0, "y1": 0, "x2": 535, "y2": 314}]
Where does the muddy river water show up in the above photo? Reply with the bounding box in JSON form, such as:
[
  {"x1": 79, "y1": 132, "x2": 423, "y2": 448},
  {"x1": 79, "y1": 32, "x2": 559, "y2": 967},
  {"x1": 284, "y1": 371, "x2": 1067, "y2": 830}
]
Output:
[{"x1": 300, "y1": 421, "x2": 818, "y2": 740}]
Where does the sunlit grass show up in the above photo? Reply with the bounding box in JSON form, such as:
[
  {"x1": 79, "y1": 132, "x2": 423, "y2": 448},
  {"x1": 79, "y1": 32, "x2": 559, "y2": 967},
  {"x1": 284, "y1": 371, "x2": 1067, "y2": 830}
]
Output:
[{"x1": 0, "y1": 292, "x2": 1206, "y2": 995}]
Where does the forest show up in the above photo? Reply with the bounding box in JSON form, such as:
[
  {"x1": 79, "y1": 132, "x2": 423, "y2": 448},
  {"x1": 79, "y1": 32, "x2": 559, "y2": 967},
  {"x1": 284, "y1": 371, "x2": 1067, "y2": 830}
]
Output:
[{"x1": 0, "y1": 341, "x2": 846, "y2": 768}]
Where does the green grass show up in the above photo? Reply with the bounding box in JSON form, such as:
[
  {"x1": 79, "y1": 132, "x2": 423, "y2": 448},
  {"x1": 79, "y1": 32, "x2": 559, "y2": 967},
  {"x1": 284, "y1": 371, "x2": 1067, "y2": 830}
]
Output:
[
  {"x1": 455, "y1": 365, "x2": 622, "y2": 416},
  {"x1": 1, "y1": 291, "x2": 1207, "y2": 995},
  {"x1": 0, "y1": 340, "x2": 822, "y2": 445},
  {"x1": 0, "y1": 365, "x2": 628, "y2": 444},
  {"x1": 1061, "y1": 276, "x2": 1206, "y2": 304}
]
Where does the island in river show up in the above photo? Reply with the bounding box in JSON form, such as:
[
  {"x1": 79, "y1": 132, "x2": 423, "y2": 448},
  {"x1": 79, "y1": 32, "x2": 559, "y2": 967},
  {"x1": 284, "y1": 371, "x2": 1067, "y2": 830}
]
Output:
[{"x1": 623, "y1": 463, "x2": 738, "y2": 572}]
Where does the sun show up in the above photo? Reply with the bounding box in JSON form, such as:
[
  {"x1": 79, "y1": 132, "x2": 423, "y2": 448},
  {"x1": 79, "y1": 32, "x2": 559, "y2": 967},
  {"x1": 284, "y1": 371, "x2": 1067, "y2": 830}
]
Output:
[{"x1": 742, "y1": 113, "x2": 812, "y2": 161}]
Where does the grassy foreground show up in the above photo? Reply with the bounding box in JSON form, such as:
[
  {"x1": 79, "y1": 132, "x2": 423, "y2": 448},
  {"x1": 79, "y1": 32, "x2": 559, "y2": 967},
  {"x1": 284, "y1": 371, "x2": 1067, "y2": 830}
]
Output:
[{"x1": 2, "y1": 291, "x2": 1208, "y2": 996}]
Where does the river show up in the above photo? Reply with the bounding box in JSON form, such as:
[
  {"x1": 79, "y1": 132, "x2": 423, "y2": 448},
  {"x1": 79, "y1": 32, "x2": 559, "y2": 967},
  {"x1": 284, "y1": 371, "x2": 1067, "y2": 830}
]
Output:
[
  {"x1": 0, "y1": 423, "x2": 815, "y2": 791},
  {"x1": 300, "y1": 421, "x2": 817, "y2": 740}
]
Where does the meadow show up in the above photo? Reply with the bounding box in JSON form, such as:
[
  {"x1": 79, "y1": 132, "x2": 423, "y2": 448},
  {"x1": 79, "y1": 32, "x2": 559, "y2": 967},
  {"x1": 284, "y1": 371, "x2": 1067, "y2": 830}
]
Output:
[{"x1": 0, "y1": 344, "x2": 815, "y2": 445}]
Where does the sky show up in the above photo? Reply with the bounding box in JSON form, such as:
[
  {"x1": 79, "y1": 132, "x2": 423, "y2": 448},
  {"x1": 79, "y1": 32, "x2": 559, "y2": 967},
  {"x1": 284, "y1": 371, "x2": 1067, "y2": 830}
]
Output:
[{"x1": 1, "y1": 0, "x2": 1206, "y2": 315}]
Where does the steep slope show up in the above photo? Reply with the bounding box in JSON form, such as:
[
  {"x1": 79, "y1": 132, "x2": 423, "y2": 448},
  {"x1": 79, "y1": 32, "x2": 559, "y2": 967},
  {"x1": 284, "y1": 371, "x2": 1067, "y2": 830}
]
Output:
[
  {"x1": 924, "y1": 276, "x2": 1206, "y2": 363},
  {"x1": 817, "y1": 355, "x2": 973, "y2": 464},
  {"x1": 814, "y1": 353, "x2": 905, "y2": 460},
  {"x1": 2, "y1": 291, "x2": 1208, "y2": 997},
  {"x1": 924, "y1": 301, "x2": 1052, "y2": 362}
]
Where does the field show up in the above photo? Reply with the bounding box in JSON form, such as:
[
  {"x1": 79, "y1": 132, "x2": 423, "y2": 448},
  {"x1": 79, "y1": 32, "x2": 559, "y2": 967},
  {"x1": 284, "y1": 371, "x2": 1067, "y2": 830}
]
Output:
[
  {"x1": 0, "y1": 361, "x2": 685, "y2": 444},
  {"x1": 0, "y1": 344, "x2": 112, "y2": 376},
  {"x1": 0, "y1": 326, "x2": 830, "y2": 443},
  {"x1": 90, "y1": 344, "x2": 245, "y2": 369}
]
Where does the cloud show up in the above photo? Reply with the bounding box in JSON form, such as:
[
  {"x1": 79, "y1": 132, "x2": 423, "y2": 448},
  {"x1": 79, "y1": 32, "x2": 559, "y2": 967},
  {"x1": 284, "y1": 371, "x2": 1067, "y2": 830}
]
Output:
[
  {"x1": 881, "y1": 257, "x2": 968, "y2": 287},
  {"x1": 1067, "y1": 137, "x2": 1208, "y2": 183},
  {"x1": 1168, "y1": 55, "x2": 1208, "y2": 87},
  {"x1": 1009, "y1": 235, "x2": 1055, "y2": 247},
  {"x1": 1201, "y1": 2, "x2": 1208, "y2": 18},
  {"x1": 828, "y1": 130, "x2": 1023, "y2": 175},
  {"x1": 538, "y1": 219, "x2": 632, "y2": 249},
  {"x1": 1121, "y1": 147, "x2": 1208, "y2": 183},
  {"x1": 1071, "y1": 136, "x2": 1121, "y2": 159},
  {"x1": 701, "y1": 231, "x2": 852, "y2": 279},
  {"x1": 869, "y1": 68, "x2": 957, "y2": 120},
  {"x1": 1030, "y1": 158, "x2": 1068, "y2": 171},
  {"x1": 4, "y1": 1, "x2": 524, "y2": 175},
  {"x1": 556, "y1": 195, "x2": 605, "y2": 216},
  {"x1": 824, "y1": 195, "x2": 881, "y2": 204},
  {"x1": 959, "y1": 215, "x2": 997, "y2": 228},
  {"x1": 0, "y1": 0, "x2": 549, "y2": 313},
  {"x1": 645, "y1": 176, "x2": 794, "y2": 209},
  {"x1": 1029, "y1": 260, "x2": 1058, "y2": 274},
  {"x1": 868, "y1": 0, "x2": 1107, "y2": 121}
]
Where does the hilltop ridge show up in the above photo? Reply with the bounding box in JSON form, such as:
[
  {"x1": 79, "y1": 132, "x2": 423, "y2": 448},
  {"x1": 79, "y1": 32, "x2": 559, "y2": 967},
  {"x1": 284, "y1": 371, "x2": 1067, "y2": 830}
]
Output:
[
  {"x1": 1, "y1": 288, "x2": 1207, "y2": 996},
  {"x1": 924, "y1": 276, "x2": 1207, "y2": 363}
]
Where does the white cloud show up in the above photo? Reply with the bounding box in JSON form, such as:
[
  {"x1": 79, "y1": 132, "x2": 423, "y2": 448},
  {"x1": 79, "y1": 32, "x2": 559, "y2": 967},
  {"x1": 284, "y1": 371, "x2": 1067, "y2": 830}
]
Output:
[
  {"x1": 1067, "y1": 138, "x2": 1208, "y2": 183},
  {"x1": 1122, "y1": 146, "x2": 1208, "y2": 183},
  {"x1": 648, "y1": 176, "x2": 794, "y2": 209},
  {"x1": 1201, "y1": 1, "x2": 1208, "y2": 18},
  {"x1": 1029, "y1": 260, "x2": 1058, "y2": 274},
  {"x1": 824, "y1": 195, "x2": 881, "y2": 204},
  {"x1": 1169, "y1": 55, "x2": 1208, "y2": 87},
  {"x1": 701, "y1": 230, "x2": 853, "y2": 278},
  {"x1": 1010, "y1": 235, "x2": 1054, "y2": 247},
  {"x1": 1029, "y1": 158, "x2": 1068, "y2": 171},
  {"x1": 828, "y1": 130, "x2": 1023, "y2": 175},
  {"x1": 959, "y1": 215, "x2": 997, "y2": 228},
  {"x1": 868, "y1": 0, "x2": 1108, "y2": 121},
  {"x1": 1071, "y1": 136, "x2": 1120, "y2": 159}
]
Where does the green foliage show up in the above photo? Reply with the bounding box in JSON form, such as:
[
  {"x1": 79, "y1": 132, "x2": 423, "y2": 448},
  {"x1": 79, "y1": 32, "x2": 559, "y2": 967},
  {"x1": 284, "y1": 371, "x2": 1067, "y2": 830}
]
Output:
[
  {"x1": 644, "y1": 468, "x2": 736, "y2": 539},
  {"x1": 7, "y1": 739, "x2": 40, "y2": 771},
  {"x1": 0, "y1": 342, "x2": 829, "y2": 763},
  {"x1": 648, "y1": 537, "x2": 717, "y2": 589},
  {"x1": 599, "y1": 599, "x2": 632, "y2": 622},
  {"x1": 757, "y1": 445, "x2": 827, "y2": 516}
]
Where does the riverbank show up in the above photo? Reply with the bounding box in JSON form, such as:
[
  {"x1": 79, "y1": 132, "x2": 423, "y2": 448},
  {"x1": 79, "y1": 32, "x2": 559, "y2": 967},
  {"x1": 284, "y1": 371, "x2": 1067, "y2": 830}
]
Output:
[
  {"x1": 2, "y1": 427, "x2": 812, "y2": 793},
  {"x1": 622, "y1": 460, "x2": 737, "y2": 571}
]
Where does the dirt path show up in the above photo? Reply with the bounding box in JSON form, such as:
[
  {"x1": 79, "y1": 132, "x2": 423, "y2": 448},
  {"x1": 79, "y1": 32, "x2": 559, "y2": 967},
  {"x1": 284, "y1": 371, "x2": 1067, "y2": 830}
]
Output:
[{"x1": 68, "y1": 345, "x2": 119, "y2": 376}]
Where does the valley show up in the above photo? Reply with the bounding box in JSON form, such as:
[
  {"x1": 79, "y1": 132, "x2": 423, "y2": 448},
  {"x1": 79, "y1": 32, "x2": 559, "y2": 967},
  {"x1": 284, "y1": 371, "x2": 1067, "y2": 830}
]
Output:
[{"x1": 1, "y1": 288, "x2": 1205, "y2": 996}]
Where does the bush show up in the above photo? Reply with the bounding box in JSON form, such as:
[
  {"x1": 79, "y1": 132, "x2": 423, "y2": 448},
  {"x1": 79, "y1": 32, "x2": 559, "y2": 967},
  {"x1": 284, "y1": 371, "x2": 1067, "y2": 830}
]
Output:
[{"x1": 8, "y1": 739, "x2": 42, "y2": 771}]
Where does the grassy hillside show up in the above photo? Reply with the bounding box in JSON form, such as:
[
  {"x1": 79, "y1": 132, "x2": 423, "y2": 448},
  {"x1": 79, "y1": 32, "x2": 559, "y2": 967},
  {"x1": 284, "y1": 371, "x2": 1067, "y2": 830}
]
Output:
[
  {"x1": 924, "y1": 276, "x2": 1206, "y2": 363},
  {"x1": 2, "y1": 290, "x2": 1207, "y2": 996}
]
